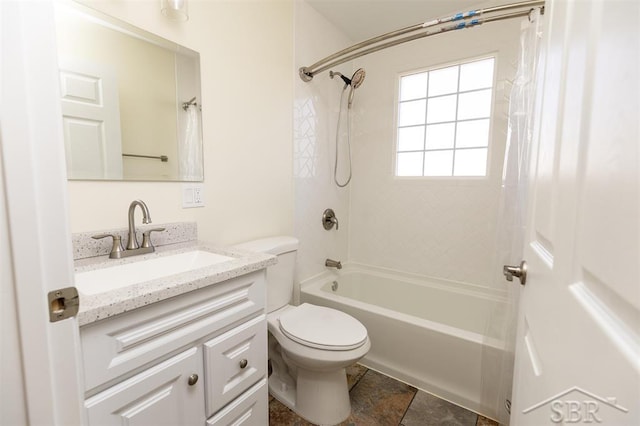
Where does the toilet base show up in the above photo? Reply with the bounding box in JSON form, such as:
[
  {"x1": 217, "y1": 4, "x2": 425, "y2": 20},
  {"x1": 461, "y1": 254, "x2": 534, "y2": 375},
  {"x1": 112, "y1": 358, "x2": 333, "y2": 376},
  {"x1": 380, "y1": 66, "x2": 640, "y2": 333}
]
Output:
[
  {"x1": 269, "y1": 367, "x2": 351, "y2": 425},
  {"x1": 266, "y1": 305, "x2": 370, "y2": 425}
]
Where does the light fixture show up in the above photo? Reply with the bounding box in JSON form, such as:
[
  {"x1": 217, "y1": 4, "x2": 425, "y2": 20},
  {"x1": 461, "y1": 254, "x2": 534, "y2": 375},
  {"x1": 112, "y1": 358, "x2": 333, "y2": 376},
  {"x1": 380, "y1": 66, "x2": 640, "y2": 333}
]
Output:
[{"x1": 161, "y1": 0, "x2": 188, "y2": 22}]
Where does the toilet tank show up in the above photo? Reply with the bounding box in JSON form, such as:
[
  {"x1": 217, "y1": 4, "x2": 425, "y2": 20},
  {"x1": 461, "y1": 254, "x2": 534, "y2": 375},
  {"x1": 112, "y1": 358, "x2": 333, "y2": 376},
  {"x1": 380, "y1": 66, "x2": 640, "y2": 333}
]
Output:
[{"x1": 233, "y1": 236, "x2": 298, "y2": 313}]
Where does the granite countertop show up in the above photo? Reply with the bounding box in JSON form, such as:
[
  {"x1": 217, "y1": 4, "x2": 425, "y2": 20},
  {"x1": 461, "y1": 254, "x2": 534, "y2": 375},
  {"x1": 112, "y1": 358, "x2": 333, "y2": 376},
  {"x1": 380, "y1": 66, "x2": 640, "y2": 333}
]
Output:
[{"x1": 75, "y1": 241, "x2": 276, "y2": 326}]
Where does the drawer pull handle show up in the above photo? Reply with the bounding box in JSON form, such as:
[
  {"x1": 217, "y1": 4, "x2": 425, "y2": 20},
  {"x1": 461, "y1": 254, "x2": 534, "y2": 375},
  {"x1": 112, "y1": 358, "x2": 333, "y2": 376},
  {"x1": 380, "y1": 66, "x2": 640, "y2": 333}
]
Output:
[
  {"x1": 239, "y1": 359, "x2": 248, "y2": 369},
  {"x1": 188, "y1": 373, "x2": 199, "y2": 386}
]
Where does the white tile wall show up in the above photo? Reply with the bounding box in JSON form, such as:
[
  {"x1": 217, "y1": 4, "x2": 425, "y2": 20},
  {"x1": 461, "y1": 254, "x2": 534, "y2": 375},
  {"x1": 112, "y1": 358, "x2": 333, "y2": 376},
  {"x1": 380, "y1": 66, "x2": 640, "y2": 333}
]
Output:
[
  {"x1": 295, "y1": 1, "x2": 521, "y2": 289},
  {"x1": 293, "y1": 1, "x2": 353, "y2": 291},
  {"x1": 347, "y1": 21, "x2": 520, "y2": 287}
]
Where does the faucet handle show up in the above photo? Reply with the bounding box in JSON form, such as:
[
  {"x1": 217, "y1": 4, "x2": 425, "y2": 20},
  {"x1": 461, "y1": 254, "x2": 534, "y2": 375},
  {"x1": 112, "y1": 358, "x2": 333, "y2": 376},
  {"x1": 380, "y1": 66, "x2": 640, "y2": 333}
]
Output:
[
  {"x1": 322, "y1": 209, "x2": 339, "y2": 231},
  {"x1": 141, "y1": 228, "x2": 165, "y2": 249},
  {"x1": 92, "y1": 234, "x2": 125, "y2": 259}
]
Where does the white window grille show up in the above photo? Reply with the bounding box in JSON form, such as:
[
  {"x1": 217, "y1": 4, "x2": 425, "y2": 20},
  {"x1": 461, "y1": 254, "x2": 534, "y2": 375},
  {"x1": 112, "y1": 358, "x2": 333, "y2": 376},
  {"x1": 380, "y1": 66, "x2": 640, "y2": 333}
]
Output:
[{"x1": 396, "y1": 57, "x2": 495, "y2": 177}]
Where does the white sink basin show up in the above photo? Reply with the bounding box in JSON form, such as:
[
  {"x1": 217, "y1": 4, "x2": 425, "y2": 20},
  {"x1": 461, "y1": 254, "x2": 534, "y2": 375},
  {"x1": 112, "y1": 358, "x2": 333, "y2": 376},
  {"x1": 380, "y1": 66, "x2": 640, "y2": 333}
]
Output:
[{"x1": 75, "y1": 250, "x2": 234, "y2": 295}]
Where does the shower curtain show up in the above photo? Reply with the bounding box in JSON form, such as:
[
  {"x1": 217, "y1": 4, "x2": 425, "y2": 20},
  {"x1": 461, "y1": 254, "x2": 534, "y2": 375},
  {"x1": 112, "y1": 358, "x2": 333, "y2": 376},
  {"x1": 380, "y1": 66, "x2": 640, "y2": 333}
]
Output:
[
  {"x1": 480, "y1": 8, "x2": 543, "y2": 425},
  {"x1": 179, "y1": 105, "x2": 203, "y2": 180}
]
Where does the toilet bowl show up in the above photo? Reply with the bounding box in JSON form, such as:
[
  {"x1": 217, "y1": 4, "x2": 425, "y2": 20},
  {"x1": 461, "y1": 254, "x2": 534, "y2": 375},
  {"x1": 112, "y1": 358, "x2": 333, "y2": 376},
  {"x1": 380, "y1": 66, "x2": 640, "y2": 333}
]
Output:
[
  {"x1": 268, "y1": 304, "x2": 370, "y2": 424},
  {"x1": 234, "y1": 237, "x2": 370, "y2": 425}
]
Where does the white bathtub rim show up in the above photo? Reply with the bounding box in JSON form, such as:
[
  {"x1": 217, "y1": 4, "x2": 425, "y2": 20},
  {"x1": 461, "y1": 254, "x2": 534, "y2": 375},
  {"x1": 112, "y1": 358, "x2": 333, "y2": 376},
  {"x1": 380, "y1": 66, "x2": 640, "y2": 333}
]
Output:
[
  {"x1": 302, "y1": 277, "x2": 505, "y2": 350},
  {"x1": 347, "y1": 262, "x2": 508, "y2": 301},
  {"x1": 300, "y1": 262, "x2": 508, "y2": 303}
]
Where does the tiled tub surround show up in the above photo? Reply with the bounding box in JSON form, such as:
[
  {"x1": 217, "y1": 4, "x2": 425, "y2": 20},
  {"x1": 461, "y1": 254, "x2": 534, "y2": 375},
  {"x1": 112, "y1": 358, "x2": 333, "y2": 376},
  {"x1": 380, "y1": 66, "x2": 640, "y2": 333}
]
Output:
[
  {"x1": 293, "y1": 0, "x2": 353, "y2": 290},
  {"x1": 347, "y1": 21, "x2": 520, "y2": 288},
  {"x1": 73, "y1": 223, "x2": 276, "y2": 325}
]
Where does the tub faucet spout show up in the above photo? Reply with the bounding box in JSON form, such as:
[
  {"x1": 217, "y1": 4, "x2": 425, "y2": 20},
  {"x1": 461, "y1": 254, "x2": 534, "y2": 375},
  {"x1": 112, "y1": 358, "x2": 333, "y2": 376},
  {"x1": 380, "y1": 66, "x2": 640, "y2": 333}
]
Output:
[{"x1": 325, "y1": 259, "x2": 342, "y2": 269}]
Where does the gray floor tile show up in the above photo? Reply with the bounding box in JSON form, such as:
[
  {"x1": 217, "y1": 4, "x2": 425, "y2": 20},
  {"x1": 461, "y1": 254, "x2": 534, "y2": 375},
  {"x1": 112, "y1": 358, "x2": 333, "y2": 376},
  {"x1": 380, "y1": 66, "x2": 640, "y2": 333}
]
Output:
[
  {"x1": 346, "y1": 363, "x2": 368, "y2": 390},
  {"x1": 476, "y1": 415, "x2": 499, "y2": 426},
  {"x1": 345, "y1": 369, "x2": 417, "y2": 425},
  {"x1": 268, "y1": 366, "x2": 490, "y2": 426},
  {"x1": 400, "y1": 391, "x2": 477, "y2": 426},
  {"x1": 269, "y1": 398, "x2": 314, "y2": 426}
]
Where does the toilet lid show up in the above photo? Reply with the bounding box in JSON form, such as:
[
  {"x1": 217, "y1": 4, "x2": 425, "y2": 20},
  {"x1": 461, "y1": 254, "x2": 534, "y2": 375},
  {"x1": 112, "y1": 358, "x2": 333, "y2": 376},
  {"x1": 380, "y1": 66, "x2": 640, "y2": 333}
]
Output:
[{"x1": 279, "y1": 303, "x2": 368, "y2": 351}]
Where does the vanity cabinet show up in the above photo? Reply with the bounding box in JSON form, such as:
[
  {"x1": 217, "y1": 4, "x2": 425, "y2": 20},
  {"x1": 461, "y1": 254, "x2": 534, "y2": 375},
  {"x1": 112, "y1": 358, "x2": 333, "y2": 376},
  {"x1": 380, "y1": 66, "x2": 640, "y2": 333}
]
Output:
[{"x1": 79, "y1": 270, "x2": 268, "y2": 425}]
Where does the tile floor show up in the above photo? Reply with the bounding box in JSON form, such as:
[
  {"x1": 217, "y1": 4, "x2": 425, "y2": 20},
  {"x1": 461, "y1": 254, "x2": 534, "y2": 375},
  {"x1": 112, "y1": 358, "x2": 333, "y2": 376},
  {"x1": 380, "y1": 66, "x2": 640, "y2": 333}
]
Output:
[{"x1": 269, "y1": 364, "x2": 499, "y2": 426}]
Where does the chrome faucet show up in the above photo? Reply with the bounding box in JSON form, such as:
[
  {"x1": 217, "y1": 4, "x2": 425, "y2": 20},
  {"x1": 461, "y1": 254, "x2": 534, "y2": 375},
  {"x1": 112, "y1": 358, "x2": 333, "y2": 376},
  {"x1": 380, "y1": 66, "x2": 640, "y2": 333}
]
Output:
[
  {"x1": 127, "y1": 200, "x2": 151, "y2": 250},
  {"x1": 325, "y1": 258, "x2": 342, "y2": 269},
  {"x1": 92, "y1": 200, "x2": 165, "y2": 259}
]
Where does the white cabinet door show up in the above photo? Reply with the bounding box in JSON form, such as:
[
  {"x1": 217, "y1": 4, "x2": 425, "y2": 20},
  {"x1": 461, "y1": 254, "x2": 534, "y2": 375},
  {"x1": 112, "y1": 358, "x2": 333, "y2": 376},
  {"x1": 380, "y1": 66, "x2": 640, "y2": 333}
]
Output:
[
  {"x1": 510, "y1": 0, "x2": 639, "y2": 424},
  {"x1": 85, "y1": 347, "x2": 205, "y2": 426}
]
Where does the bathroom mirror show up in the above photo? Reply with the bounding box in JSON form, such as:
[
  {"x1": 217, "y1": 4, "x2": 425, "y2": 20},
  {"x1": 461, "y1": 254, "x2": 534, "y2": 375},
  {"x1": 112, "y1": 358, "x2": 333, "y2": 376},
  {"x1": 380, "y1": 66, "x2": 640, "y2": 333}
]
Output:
[{"x1": 54, "y1": 2, "x2": 204, "y2": 181}]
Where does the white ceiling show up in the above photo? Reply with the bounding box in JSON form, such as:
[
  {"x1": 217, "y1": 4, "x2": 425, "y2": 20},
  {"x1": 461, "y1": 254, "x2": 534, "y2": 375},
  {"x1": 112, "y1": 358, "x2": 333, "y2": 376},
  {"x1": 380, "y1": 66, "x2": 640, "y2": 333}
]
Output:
[{"x1": 306, "y1": 0, "x2": 495, "y2": 42}]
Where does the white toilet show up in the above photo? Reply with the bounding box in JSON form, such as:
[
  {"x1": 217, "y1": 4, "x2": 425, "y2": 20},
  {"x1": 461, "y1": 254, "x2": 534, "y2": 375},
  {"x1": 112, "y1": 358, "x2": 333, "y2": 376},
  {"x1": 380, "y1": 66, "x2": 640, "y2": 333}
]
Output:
[{"x1": 235, "y1": 236, "x2": 370, "y2": 425}]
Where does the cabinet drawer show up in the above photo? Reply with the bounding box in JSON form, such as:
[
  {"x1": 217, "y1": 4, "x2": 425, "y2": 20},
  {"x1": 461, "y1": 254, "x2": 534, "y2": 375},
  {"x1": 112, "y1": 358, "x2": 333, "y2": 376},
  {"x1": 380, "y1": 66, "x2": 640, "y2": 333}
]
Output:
[
  {"x1": 81, "y1": 271, "x2": 265, "y2": 392},
  {"x1": 206, "y1": 379, "x2": 268, "y2": 426},
  {"x1": 85, "y1": 347, "x2": 204, "y2": 425},
  {"x1": 204, "y1": 315, "x2": 267, "y2": 417}
]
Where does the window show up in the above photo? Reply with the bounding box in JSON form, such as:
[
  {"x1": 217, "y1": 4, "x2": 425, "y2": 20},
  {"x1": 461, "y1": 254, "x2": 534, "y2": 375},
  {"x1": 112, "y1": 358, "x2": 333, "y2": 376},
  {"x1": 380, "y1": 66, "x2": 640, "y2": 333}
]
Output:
[{"x1": 396, "y1": 57, "x2": 495, "y2": 177}]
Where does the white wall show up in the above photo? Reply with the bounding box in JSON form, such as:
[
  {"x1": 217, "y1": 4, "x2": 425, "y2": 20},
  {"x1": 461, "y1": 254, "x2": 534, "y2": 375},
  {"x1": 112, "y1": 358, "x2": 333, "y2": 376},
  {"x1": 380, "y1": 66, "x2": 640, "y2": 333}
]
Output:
[
  {"x1": 348, "y1": 21, "x2": 520, "y2": 287},
  {"x1": 293, "y1": 0, "x2": 353, "y2": 285},
  {"x1": 67, "y1": 0, "x2": 294, "y2": 246}
]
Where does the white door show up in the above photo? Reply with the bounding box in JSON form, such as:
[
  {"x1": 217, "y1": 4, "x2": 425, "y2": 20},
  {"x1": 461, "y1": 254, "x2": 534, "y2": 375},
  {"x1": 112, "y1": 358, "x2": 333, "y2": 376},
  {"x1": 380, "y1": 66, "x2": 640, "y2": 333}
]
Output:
[
  {"x1": 0, "y1": 1, "x2": 84, "y2": 424},
  {"x1": 510, "y1": 0, "x2": 639, "y2": 425},
  {"x1": 59, "y1": 59, "x2": 123, "y2": 180}
]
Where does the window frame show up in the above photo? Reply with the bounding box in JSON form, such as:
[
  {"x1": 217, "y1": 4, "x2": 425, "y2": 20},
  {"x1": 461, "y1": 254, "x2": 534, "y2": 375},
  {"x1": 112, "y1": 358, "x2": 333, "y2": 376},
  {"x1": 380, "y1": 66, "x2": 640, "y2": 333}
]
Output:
[{"x1": 393, "y1": 54, "x2": 498, "y2": 180}]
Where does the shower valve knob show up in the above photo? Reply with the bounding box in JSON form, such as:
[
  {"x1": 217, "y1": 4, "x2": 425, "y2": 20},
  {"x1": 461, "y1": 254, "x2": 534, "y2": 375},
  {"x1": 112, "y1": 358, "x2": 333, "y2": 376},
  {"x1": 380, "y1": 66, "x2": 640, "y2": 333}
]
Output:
[{"x1": 323, "y1": 209, "x2": 339, "y2": 230}]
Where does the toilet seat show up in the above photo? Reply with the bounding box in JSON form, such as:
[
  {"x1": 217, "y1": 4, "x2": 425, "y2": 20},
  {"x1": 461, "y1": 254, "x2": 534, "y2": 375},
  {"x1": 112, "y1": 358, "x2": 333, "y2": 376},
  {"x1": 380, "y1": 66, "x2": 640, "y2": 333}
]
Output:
[{"x1": 278, "y1": 303, "x2": 368, "y2": 351}]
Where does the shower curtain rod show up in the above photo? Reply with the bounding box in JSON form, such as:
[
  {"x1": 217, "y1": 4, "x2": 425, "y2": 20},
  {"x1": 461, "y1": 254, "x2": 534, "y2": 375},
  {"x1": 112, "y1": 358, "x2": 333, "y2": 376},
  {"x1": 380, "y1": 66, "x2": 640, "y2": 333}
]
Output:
[{"x1": 299, "y1": 0, "x2": 544, "y2": 81}]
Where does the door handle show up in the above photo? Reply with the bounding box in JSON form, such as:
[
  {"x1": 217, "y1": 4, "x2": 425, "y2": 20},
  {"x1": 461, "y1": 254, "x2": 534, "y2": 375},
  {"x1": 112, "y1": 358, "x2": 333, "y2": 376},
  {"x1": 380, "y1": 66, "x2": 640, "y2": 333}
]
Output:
[{"x1": 503, "y1": 260, "x2": 527, "y2": 285}]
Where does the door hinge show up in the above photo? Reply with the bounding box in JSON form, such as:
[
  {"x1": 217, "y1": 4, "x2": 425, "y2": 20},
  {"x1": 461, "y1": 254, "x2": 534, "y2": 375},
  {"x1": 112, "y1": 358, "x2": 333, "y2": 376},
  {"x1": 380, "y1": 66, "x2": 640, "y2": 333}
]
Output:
[{"x1": 48, "y1": 287, "x2": 79, "y2": 322}]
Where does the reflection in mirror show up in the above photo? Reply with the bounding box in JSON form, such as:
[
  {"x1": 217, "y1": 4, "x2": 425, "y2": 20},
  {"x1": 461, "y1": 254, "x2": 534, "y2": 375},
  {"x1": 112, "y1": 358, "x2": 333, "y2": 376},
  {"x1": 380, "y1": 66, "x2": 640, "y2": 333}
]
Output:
[{"x1": 54, "y1": 2, "x2": 203, "y2": 181}]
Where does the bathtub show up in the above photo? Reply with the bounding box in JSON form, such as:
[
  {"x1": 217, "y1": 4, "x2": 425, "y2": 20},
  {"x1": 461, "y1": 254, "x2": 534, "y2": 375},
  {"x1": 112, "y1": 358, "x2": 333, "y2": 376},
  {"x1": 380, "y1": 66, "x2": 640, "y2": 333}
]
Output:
[{"x1": 300, "y1": 263, "x2": 507, "y2": 418}]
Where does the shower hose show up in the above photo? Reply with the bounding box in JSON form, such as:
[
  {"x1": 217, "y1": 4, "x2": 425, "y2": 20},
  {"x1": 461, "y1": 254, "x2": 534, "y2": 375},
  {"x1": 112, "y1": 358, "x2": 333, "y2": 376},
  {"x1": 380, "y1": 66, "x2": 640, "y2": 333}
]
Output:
[{"x1": 334, "y1": 86, "x2": 352, "y2": 188}]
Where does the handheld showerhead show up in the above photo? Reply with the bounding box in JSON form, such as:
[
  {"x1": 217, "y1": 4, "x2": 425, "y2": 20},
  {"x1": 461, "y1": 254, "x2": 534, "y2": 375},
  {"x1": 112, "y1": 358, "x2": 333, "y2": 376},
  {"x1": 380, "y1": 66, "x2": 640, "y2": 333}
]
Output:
[
  {"x1": 348, "y1": 68, "x2": 366, "y2": 108},
  {"x1": 330, "y1": 68, "x2": 366, "y2": 109},
  {"x1": 331, "y1": 69, "x2": 365, "y2": 187},
  {"x1": 350, "y1": 68, "x2": 366, "y2": 89}
]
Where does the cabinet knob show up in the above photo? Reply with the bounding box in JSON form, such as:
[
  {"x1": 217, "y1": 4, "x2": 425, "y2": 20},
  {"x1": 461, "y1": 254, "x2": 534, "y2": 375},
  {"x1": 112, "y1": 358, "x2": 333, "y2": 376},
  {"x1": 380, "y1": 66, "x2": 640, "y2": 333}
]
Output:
[
  {"x1": 187, "y1": 373, "x2": 198, "y2": 386},
  {"x1": 239, "y1": 359, "x2": 248, "y2": 369}
]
